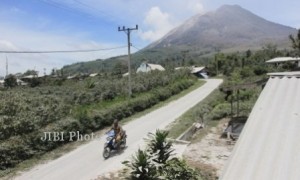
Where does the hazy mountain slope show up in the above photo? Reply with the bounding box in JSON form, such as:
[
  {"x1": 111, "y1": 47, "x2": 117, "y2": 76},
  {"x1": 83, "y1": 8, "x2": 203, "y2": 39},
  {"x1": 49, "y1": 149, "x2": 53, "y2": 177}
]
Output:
[
  {"x1": 61, "y1": 5, "x2": 297, "y2": 74},
  {"x1": 146, "y1": 5, "x2": 296, "y2": 51}
]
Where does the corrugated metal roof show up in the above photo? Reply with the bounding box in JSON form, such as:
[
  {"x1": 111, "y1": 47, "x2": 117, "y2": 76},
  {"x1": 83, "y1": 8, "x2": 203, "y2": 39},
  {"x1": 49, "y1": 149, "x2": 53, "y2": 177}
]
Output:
[
  {"x1": 266, "y1": 57, "x2": 300, "y2": 63},
  {"x1": 221, "y1": 75, "x2": 300, "y2": 180},
  {"x1": 267, "y1": 71, "x2": 300, "y2": 77}
]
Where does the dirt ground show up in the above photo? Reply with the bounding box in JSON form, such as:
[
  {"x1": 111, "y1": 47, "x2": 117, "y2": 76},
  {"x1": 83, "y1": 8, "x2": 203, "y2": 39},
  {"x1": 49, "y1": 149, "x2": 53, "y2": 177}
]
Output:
[{"x1": 183, "y1": 119, "x2": 235, "y2": 179}]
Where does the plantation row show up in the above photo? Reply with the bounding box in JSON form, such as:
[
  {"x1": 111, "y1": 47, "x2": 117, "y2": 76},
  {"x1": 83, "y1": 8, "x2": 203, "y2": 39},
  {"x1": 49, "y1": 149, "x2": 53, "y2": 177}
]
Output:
[{"x1": 0, "y1": 70, "x2": 197, "y2": 170}]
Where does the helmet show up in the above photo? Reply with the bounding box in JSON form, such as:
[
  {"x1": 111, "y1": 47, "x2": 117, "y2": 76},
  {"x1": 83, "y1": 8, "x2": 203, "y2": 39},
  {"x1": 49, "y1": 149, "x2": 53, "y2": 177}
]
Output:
[{"x1": 113, "y1": 119, "x2": 118, "y2": 127}]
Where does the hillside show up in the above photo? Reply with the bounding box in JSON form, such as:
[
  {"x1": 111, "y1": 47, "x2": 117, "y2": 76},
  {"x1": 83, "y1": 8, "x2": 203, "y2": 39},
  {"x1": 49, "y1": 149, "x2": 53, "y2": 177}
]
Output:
[
  {"x1": 146, "y1": 5, "x2": 296, "y2": 52},
  {"x1": 61, "y1": 4, "x2": 297, "y2": 74}
]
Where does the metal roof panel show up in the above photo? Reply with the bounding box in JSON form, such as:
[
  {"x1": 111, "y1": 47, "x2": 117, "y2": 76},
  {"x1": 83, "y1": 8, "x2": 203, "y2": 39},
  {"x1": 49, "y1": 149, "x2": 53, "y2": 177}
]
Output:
[{"x1": 221, "y1": 76, "x2": 300, "y2": 180}]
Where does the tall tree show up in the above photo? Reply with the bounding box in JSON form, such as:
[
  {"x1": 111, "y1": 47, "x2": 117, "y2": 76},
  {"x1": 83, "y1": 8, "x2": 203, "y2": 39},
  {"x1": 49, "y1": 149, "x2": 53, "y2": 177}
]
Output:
[
  {"x1": 289, "y1": 29, "x2": 300, "y2": 56},
  {"x1": 4, "y1": 74, "x2": 17, "y2": 88}
]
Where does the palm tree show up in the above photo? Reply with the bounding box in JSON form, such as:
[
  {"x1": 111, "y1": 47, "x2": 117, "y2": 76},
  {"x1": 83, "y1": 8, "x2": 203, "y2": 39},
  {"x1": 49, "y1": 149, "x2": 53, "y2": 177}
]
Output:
[
  {"x1": 122, "y1": 149, "x2": 157, "y2": 180},
  {"x1": 289, "y1": 29, "x2": 300, "y2": 56},
  {"x1": 146, "y1": 129, "x2": 174, "y2": 164}
]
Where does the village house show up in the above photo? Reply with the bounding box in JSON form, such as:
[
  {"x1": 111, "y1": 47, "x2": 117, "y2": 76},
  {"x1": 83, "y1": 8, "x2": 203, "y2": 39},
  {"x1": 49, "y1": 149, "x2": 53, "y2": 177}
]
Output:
[{"x1": 136, "y1": 62, "x2": 165, "y2": 73}]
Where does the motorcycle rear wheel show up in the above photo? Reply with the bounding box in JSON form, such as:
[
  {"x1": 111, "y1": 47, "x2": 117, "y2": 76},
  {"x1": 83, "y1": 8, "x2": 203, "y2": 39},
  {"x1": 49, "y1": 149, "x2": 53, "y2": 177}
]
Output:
[
  {"x1": 120, "y1": 138, "x2": 126, "y2": 149},
  {"x1": 103, "y1": 147, "x2": 111, "y2": 159}
]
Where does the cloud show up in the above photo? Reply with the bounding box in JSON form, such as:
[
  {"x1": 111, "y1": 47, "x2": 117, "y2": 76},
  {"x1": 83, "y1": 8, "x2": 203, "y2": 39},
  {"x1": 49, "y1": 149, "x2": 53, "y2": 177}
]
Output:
[
  {"x1": 54, "y1": 0, "x2": 206, "y2": 43},
  {"x1": 139, "y1": 7, "x2": 175, "y2": 42},
  {"x1": 0, "y1": 0, "x2": 208, "y2": 75},
  {"x1": 187, "y1": 0, "x2": 205, "y2": 14},
  {"x1": 0, "y1": 23, "x2": 127, "y2": 76}
]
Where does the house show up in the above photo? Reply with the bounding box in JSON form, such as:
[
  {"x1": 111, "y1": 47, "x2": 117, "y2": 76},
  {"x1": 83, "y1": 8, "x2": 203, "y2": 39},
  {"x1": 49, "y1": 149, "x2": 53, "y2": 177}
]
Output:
[
  {"x1": 220, "y1": 71, "x2": 300, "y2": 180},
  {"x1": 175, "y1": 66, "x2": 209, "y2": 79},
  {"x1": 266, "y1": 57, "x2": 300, "y2": 69},
  {"x1": 89, "y1": 73, "x2": 98, "y2": 77},
  {"x1": 0, "y1": 79, "x2": 4, "y2": 87},
  {"x1": 17, "y1": 79, "x2": 28, "y2": 86},
  {"x1": 191, "y1": 66, "x2": 208, "y2": 79},
  {"x1": 136, "y1": 63, "x2": 165, "y2": 73}
]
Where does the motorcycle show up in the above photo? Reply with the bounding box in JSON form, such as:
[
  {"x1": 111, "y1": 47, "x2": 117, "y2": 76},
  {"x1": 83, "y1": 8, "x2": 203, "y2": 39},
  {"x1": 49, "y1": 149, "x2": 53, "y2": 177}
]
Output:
[{"x1": 103, "y1": 130, "x2": 127, "y2": 159}]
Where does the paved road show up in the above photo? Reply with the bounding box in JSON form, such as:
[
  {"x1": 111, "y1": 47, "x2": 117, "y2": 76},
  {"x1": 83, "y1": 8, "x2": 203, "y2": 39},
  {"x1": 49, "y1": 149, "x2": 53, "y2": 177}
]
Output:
[{"x1": 16, "y1": 79, "x2": 223, "y2": 180}]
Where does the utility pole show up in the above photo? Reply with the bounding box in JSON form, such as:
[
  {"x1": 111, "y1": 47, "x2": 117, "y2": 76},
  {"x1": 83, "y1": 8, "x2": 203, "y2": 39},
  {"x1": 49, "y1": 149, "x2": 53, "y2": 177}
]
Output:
[
  {"x1": 215, "y1": 54, "x2": 218, "y2": 76},
  {"x1": 118, "y1": 25, "x2": 138, "y2": 97}
]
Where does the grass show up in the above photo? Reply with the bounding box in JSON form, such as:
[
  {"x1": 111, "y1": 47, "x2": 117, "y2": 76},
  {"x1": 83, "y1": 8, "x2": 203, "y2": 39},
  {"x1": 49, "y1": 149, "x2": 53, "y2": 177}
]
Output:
[
  {"x1": 0, "y1": 79, "x2": 205, "y2": 179},
  {"x1": 167, "y1": 89, "x2": 222, "y2": 139}
]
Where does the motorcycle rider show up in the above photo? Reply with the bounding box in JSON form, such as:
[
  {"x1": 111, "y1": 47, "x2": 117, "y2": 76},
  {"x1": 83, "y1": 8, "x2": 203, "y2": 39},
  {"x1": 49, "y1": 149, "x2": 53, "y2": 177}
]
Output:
[{"x1": 110, "y1": 119, "x2": 124, "y2": 149}]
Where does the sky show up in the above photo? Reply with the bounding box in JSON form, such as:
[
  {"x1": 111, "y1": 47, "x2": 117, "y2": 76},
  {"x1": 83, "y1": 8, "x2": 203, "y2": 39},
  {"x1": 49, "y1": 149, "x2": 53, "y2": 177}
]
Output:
[{"x1": 0, "y1": 0, "x2": 299, "y2": 76}]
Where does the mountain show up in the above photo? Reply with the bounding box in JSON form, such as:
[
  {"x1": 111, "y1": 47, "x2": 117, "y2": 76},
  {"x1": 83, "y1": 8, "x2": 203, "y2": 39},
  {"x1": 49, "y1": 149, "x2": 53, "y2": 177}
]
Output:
[
  {"x1": 62, "y1": 5, "x2": 297, "y2": 74},
  {"x1": 145, "y1": 5, "x2": 297, "y2": 52}
]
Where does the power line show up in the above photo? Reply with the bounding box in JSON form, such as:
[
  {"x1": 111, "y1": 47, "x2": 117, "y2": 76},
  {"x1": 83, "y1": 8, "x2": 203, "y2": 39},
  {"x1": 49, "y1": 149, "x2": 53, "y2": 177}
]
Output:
[
  {"x1": 41, "y1": 0, "x2": 121, "y2": 23},
  {"x1": 132, "y1": 45, "x2": 141, "y2": 51},
  {"x1": 73, "y1": 0, "x2": 117, "y2": 21},
  {"x1": 0, "y1": 45, "x2": 127, "y2": 54}
]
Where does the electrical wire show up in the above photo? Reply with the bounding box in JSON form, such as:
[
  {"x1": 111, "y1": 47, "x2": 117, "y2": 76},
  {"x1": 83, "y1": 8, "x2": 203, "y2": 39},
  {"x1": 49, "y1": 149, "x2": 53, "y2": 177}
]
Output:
[
  {"x1": 0, "y1": 45, "x2": 127, "y2": 54},
  {"x1": 132, "y1": 45, "x2": 141, "y2": 51}
]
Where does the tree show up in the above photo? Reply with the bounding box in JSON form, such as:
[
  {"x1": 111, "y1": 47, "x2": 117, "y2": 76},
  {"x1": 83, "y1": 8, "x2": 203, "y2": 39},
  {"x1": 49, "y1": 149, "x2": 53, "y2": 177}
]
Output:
[
  {"x1": 122, "y1": 149, "x2": 158, "y2": 180},
  {"x1": 23, "y1": 70, "x2": 38, "y2": 76},
  {"x1": 123, "y1": 130, "x2": 201, "y2": 180},
  {"x1": 289, "y1": 29, "x2": 300, "y2": 56},
  {"x1": 161, "y1": 158, "x2": 200, "y2": 180},
  {"x1": 112, "y1": 61, "x2": 127, "y2": 77},
  {"x1": 146, "y1": 130, "x2": 174, "y2": 164},
  {"x1": 262, "y1": 43, "x2": 278, "y2": 59},
  {"x1": 4, "y1": 74, "x2": 17, "y2": 88}
]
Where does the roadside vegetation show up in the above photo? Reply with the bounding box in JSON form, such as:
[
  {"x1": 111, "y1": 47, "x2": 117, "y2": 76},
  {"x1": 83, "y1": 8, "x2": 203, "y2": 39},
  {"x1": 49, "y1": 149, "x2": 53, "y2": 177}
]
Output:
[
  {"x1": 0, "y1": 69, "x2": 197, "y2": 172},
  {"x1": 122, "y1": 129, "x2": 201, "y2": 180}
]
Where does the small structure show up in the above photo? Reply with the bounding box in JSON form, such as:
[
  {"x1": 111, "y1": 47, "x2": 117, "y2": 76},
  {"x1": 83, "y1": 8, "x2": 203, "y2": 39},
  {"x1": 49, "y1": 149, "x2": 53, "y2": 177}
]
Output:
[
  {"x1": 89, "y1": 73, "x2": 98, "y2": 77},
  {"x1": 175, "y1": 66, "x2": 209, "y2": 79},
  {"x1": 222, "y1": 116, "x2": 247, "y2": 140},
  {"x1": 0, "y1": 79, "x2": 4, "y2": 87},
  {"x1": 122, "y1": 72, "x2": 129, "y2": 77},
  {"x1": 266, "y1": 57, "x2": 300, "y2": 68},
  {"x1": 136, "y1": 62, "x2": 165, "y2": 73},
  {"x1": 191, "y1": 66, "x2": 208, "y2": 79},
  {"x1": 17, "y1": 79, "x2": 28, "y2": 86}
]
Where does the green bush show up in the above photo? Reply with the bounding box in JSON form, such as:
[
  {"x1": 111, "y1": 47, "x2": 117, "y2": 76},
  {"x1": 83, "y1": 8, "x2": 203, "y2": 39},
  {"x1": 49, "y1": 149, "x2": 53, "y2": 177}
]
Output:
[
  {"x1": 208, "y1": 103, "x2": 231, "y2": 120},
  {"x1": 123, "y1": 129, "x2": 201, "y2": 179},
  {"x1": 161, "y1": 158, "x2": 200, "y2": 180}
]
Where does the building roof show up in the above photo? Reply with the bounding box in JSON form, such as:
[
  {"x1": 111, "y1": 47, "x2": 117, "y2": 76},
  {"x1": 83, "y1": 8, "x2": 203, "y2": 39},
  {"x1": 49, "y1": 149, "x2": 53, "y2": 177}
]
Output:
[
  {"x1": 221, "y1": 75, "x2": 300, "y2": 180},
  {"x1": 89, "y1": 73, "x2": 98, "y2": 77},
  {"x1": 147, "y1": 63, "x2": 165, "y2": 71},
  {"x1": 267, "y1": 71, "x2": 300, "y2": 77},
  {"x1": 175, "y1": 66, "x2": 205, "y2": 73},
  {"x1": 266, "y1": 57, "x2": 300, "y2": 63},
  {"x1": 191, "y1": 66, "x2": 205, "y2": 73}
]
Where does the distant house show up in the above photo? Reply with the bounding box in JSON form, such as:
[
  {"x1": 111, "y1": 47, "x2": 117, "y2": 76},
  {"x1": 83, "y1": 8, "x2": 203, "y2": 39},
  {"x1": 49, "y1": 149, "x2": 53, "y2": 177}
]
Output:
[
  {"x1": 0, "y1": 79, "x2": 4, "y2": 87},
  {"x1": 67, "y1": 75, "x2": 77, "y2": 80},
  {"x1": 191, "y1": 66, "x2": 209, "y2": 79},
  {"x1": 136, "y1": 63, "x2": 165, "y2": 73},
  {"x1": 21, "y1": 75, "x2": 37, "y2": 80},
  {"x1": 0, "y1": 78, "x2": 27, "y2": 87},
  {"x1": 266, "y1": 57, "x2": 300, "y2": 70},
  {"x1": 175, "y1": 66, "x2": 209, "y2": 79},
  {"x1": 17, "y1": 79, "x2": 28, "y2": 86},
  {"x1": 122, "y1": 72, "x2": 129, "y2": 77},
  {"x1": 89, "y1": 73, "x2": 98, "y2": 77}
]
